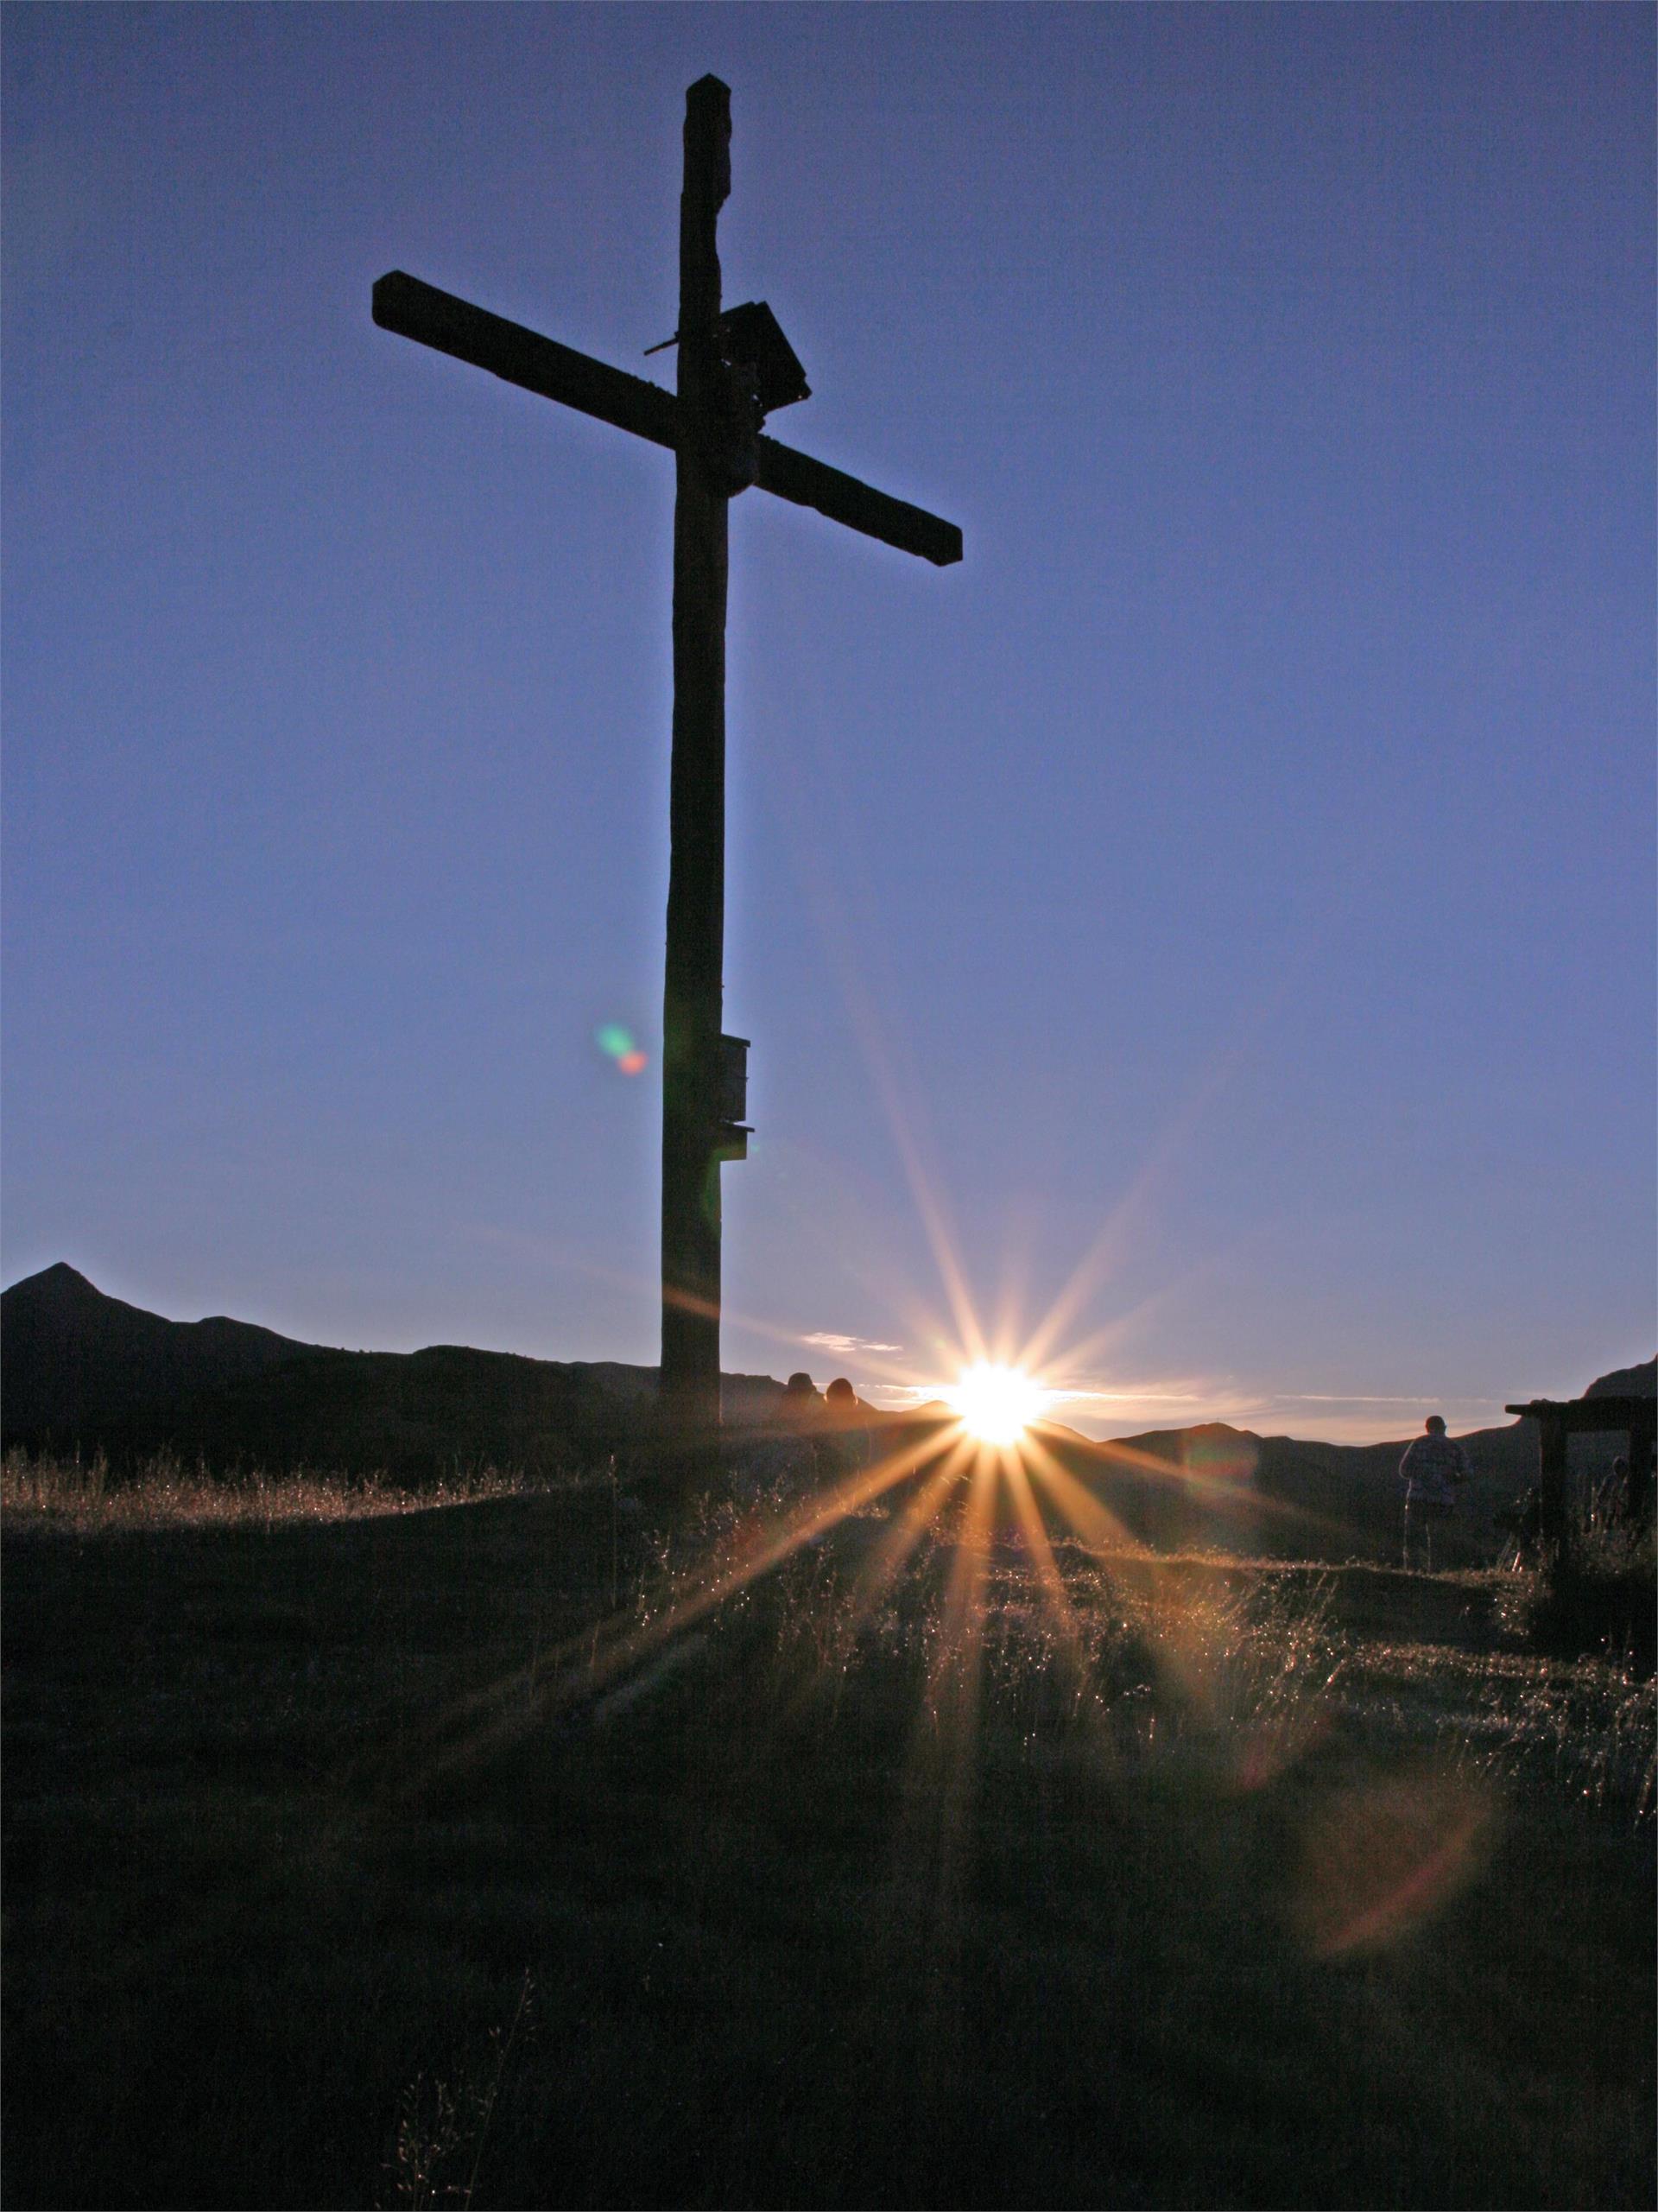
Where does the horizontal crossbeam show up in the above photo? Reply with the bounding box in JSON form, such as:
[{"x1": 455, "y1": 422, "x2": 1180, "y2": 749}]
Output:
[
  {"x1": 1506, "y1": 1397, "x2": 1655, "y2": 1436},
  {"x1": 372, "y1": 270, "x2": 962, "y2": 567},
  {"x1": 754, "y1": 436, "x2": 962, "y2": 567},
  {"x1": 373, "y1": 270, "x2": 677, "y2": 448}
]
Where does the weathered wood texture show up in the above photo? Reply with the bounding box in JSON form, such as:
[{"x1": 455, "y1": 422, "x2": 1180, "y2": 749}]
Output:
[
  {"x1": 372, "y1": 272, "x2": 678, "y2": 447},
  {"x1": 755, "y1": 437, "x2": 962, "y2": 565},
  {"x1": 372, "y1": 76, "x2": 960, "y2": 1454},
  {"x1": 372, "y1": 273, "x2": 960, "y2": 566},
  {"x1": 1506, "y1": 1394, "x2": 1657, "y2": 1542},
  {"x1": 1504, "y1": 1396, "x2": 1658, "y2": 1435},
  {"x1": 660, "y1": 75, "x2": 731, "y2": 1439},
  {"x1": 1538, "y1": 1410, "x2": 1570, "y2": 1547}
]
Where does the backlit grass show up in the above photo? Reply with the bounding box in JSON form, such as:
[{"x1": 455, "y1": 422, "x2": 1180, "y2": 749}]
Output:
[
  {"x1": 3, "y1": 1457, "x2": 1653, "y2": 2208},
  {"x1": 1, "y1": 1447, "x2": 546, "y2": 1529}
]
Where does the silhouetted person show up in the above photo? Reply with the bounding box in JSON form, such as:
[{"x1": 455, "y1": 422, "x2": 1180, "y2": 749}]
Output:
[
  {"x1": 1398, "y1": 1415, "x2": 1470, "y2": 1571},
  {"x1": 823, "y1": 1375, "x2": 870, "y2": 1471},
  {"x1": 1617, "y1": 1447, "x2": 1655, "y2": 1529},
  {"x1": 736, "y1": 1372, "x2": 828, "y2": 1499},
  {"x1": 1497, "y1": 1486, "x2": 1545, "y2": 1567},
  {"x1": 783, "y1": 1371, "x2": 825, "y2": 1422},
  {"x1": 1639, "y1": 1451, "x2": 1656, "y2": 1527},
  {"x1": 769, "y1": 1371, "x2": 827, "y2": 1485},
  {"x1": 1600, "y1": 1455, "x2": 1632, "y2": 1529}
]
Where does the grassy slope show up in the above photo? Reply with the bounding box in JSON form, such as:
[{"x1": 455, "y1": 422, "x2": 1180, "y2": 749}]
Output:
[{"x1": 3, "y1": 1468, "x2": 1653, "y2": 2210}]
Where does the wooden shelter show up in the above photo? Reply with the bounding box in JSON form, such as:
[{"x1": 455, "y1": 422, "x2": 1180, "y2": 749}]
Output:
[{"x1": 1504, "y1": 1391, "x2": 1656, "y2": 1542}]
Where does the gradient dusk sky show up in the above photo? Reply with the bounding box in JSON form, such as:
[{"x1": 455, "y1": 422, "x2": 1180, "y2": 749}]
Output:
[{"x1": 4, "y1": 4, "x2": 1653, "y2": 1441}]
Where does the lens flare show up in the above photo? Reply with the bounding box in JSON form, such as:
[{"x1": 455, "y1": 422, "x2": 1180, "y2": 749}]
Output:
[
  {"x1": 946, "y1": 1361, "x2": 1049, "y2": 1445},
  {"x1": 596, "y1": 1024, "x2": 649, "y2": 1075}
]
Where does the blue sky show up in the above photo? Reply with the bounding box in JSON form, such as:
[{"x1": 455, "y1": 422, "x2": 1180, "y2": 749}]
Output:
[{"x1": 5, "y1": 3, "x2": 1652, "y2": 1440}]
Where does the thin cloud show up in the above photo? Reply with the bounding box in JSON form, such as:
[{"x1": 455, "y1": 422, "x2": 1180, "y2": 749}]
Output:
[
  {"x1": 1055, "y1": 1387, "x2": 1212, "y2": 1407},
  {"x1": 1279, "y1": 1394, "x2": 1504, "y2": 1408},
  {"x1": 1001, "y1": 1374, "x2": 1513, "y2": 1446},
  {"x1": 802, "y1": 1330, "x2": 904, "y2": 1355}
]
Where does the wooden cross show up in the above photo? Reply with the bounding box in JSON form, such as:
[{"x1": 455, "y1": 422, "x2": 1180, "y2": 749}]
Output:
[{"x1": 373, "y1": 75, "x2": 960, "y2": 1453}]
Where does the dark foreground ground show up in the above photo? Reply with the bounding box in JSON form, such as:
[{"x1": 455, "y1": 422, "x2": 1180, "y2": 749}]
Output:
[{"x1": 3, "y1": 1467, "x2": 1654, "y2": 2209}]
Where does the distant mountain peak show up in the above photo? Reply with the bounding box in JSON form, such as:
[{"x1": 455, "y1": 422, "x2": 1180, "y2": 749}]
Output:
[
  {"x1": 1, "y1": 1264, "x2": 316, "y2": 1441},
  {"x1": 17, "y1": 1261, "x2": 98, "y2": 1293},
  {"x1": 1585, "y1": 1358, "x2": 1658, "y2": 1400}
]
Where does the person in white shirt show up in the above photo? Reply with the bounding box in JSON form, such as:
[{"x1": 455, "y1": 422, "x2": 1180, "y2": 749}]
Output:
[{"x1": 1398, "y1": 1415, "x2": 1471, "y2": 1570}]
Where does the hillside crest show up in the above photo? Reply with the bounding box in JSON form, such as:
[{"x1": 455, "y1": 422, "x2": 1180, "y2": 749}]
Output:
[{"x1": 3, "y1": 1264, "x2": 1649, "y2": 1562}]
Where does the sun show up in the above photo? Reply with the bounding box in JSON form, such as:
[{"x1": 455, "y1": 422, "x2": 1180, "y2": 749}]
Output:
[{"x1": 946, "y1": 1361, "x2": 1050, "y2": 1446}]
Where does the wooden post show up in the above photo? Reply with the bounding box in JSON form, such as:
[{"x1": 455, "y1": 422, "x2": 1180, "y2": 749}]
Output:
[
  {"x1": 1537, "y1": 1409, "x2": 1569, "y2": 1550},
  {"x1": 660, "y1": 76, "x2": 731, "y2": 1449},
  {"x1": 371, "y1": 77, "x2": 960, "y2": 1498}
]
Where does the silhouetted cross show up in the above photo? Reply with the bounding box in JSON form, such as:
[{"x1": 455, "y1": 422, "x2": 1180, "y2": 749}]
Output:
[{"x1": 374, "y1": 75, "x2": 960, "y2": 1461}]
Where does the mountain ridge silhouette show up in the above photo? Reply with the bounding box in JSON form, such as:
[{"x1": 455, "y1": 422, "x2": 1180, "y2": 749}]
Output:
[
  {"x1": 0, "y1": 1263, "x2": 788, "y2": 1480},
  {"x1": 3, "y1": 1264, "x2": 1649, "y2": 1558}
]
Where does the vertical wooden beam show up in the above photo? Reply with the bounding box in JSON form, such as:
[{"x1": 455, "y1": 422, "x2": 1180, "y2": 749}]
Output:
[
  {"x1": 1537, "y1": 1410, "x2": 1569, "y2": 1550},
  {"x1": 660, "y1": 75, "x2": 731, "y2": 1448}
]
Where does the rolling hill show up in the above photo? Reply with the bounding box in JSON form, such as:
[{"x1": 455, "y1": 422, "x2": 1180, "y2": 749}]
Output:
[
  {"x1": 0, "y1": 1264, "x2": 786, "y2": 1482},
  {"x1": 3, "y1": 1263, "x2": 1649, "y2": 1560}
]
